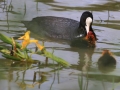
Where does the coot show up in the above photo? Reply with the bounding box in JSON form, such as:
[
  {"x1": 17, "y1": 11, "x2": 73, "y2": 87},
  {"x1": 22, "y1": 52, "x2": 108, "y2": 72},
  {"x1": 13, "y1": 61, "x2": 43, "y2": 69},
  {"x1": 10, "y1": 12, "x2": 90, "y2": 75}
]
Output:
[
  {"x1": 22, "y1": 11, "x2": 97, "y2": 48},
  {"x1": 98, "y1": 50, "x2": 116, "y2": 66},
  {"x1": 98, "y1": 50, "x2": 116, "y2": 73}
]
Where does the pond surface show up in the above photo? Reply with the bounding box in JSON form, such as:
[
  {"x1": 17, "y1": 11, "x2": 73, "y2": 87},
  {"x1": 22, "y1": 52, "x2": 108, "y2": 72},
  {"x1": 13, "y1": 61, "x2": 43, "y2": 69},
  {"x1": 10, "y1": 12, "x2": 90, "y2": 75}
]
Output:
[{"x1": 0, "y1": 0, "x2": 120, "y2": 90}]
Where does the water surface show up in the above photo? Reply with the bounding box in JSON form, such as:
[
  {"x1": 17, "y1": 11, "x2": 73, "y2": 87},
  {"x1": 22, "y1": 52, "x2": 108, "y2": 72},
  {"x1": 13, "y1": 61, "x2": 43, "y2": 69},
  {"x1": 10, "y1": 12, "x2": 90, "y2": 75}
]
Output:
[{"x1": 0, "y1": 0, "x2": 120, "y2": 90}]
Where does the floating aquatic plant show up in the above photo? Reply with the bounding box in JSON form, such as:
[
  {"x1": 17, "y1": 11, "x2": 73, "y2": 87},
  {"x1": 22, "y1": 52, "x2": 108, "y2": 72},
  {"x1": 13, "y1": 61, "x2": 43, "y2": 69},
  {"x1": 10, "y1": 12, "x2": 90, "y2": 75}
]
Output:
[{"x1": 0, "y1": 31, "x2": 70, "y2": 67}]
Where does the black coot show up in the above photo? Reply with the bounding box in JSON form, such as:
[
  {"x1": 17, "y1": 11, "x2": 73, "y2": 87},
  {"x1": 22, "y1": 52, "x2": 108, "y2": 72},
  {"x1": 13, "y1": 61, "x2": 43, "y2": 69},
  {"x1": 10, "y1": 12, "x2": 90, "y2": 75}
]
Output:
[{"x1": 22, "y1": 11, "x2": 97, "y2": 48}]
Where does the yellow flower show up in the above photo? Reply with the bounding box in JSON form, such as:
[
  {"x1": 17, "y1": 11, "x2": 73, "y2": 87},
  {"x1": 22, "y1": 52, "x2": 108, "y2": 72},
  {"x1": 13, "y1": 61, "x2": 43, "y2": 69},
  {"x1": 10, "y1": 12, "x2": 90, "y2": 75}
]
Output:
[
  {"x1": 18, "y1": 31, "x2": 30, "y2": 40},
  {"x1": 35, "y1": 41, "x2": 44, "y2": 51},
  {"x1": 30, "y1": 40, "x2": 44, "y2": 50},
  {"x1": 18, "y1": 31, "x2": 31, "y2": 49},
  {"x1": 29, "y1": 38, "x2": 44, "y2": 51},
  {"x1": 18, "y1": 31, "x2": 44, "y2": 50}
]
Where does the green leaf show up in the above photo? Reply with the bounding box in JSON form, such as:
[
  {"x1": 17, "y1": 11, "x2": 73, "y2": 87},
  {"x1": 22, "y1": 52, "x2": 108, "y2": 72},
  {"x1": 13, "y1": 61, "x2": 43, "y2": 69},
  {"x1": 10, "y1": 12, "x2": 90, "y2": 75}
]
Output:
[
  {"x1": 2, "y1": 54, "x2": 21, "y2": 61},
  {"x1": 0, "y1": 46, "x2": 6, "y2": 50},
  {"x1": 0, "y1": 33, "x2": 21, "y2": 48},
  {"x1": 37, "y1": 49, "x2": 71, "y2": 67}
]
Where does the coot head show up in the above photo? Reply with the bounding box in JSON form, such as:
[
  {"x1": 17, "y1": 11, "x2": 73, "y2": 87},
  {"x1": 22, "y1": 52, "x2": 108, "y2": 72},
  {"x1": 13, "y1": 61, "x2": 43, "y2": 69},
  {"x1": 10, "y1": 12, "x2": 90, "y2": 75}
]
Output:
[
  {"x1": 85, "y1": 31, "x2": 96, "y2": 47},
  {"x1": 77, "y1": 11, "x2": 96, "y2": 40}
]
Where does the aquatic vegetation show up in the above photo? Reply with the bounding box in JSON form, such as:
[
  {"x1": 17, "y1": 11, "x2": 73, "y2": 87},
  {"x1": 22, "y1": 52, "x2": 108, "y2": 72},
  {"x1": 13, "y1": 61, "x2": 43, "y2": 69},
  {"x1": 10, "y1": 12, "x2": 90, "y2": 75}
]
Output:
[
  {"x1": 78, "y1": 72, "x2": 89, "y2": 90},
  {"x1": 0, "y1": 31, "x2": 70, "y2": 67}
]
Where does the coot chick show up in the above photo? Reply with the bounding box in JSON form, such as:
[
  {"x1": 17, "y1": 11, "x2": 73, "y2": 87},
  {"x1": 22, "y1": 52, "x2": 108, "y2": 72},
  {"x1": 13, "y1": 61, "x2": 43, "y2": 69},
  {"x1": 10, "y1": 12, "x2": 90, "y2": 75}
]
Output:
[
  {"x1": 98, "y1": 50, "x2": 116, "y2": 73},
  {"x1": 22, "y1": 11, "x2": 97, "y2": 48}
]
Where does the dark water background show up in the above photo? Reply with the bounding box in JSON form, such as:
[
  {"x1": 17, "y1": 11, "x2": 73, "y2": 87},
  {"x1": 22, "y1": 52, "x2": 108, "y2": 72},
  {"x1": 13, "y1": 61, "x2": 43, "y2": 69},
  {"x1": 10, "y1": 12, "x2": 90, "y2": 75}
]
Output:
[{"x1": 0, "y1": 0, "x2": 120, "y2": 90}]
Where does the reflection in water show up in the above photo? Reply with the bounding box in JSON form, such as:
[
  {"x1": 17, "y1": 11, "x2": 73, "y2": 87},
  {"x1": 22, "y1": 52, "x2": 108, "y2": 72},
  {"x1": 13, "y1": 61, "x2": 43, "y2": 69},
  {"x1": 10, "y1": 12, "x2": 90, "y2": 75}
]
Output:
[
  {"x1": 35, "y1": 0, "x2": 54, "y2": 3},
  {"x1": 24, "y1": 0, "x2": 26, "y2": 16},
  {"x1": 16, "y1": 71, "x2": 47, "y2": 89},
  {"x1": 7, "y1": 62, "x2": 47, "y2": 89},
  {"x1": 46, "y1": 1, "x2": 120, "y2": 11},
  {"x1": 78, "y1": 73, "x2": 89, "y2": 90},
  {"x1": 7, "y1": 0, "x2": 13, "y2": 12},
  {"x1": 0, "y1": 0, "x2": 6, "y2": 12},
  {"x1": 77, "y1": 49, "x2": 118, "y2": 90},
  {"x1": 78, "y1": 49, "x2": 117, "y2": 90},
  {"x1": 50, "y1": 69, "x2": 56, "y2": 90},
  {"x1": 98, "y1": 50, "x2": 116, "y2": 73},
  {"x1": 16, "y1": 70, "x2": 27, "y2": 90},
  {"x1": 3, "y1": 61, "x2": 62, "y2": 90},
  {"x1": 32, "y1": 71, "x2": 48, "y2": 89},
  {"x1": 77, "y1": 48, "x2": 94, "y2": 72}
]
